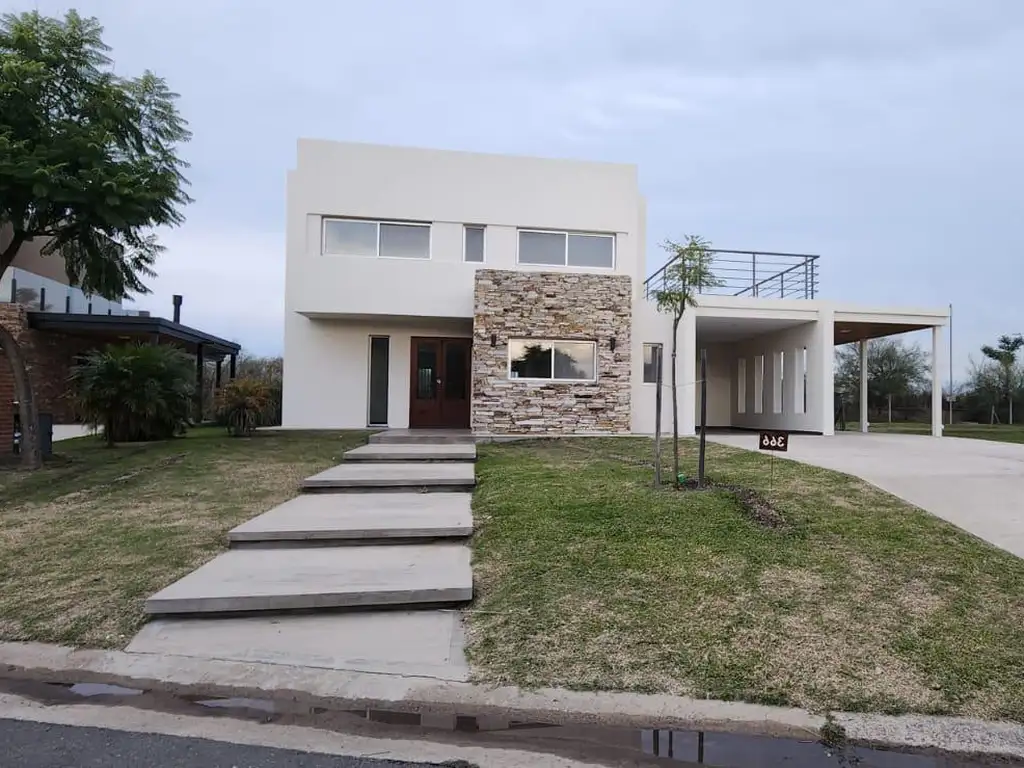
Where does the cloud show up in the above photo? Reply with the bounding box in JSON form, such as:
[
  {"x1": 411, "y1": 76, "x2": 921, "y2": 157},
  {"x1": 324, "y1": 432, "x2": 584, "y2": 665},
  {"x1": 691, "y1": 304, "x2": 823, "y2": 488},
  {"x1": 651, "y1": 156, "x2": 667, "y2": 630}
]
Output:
[{"x1": 30, "y1": 0, "x2": 1024, "y2": 377}]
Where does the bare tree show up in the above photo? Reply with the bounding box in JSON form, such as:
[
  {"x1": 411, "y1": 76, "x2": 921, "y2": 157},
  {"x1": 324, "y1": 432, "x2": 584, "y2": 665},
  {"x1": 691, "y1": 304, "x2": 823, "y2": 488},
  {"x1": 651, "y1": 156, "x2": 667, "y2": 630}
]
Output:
[{"x1": 651, "y1": 236, "x2": 721, "y2": 486}]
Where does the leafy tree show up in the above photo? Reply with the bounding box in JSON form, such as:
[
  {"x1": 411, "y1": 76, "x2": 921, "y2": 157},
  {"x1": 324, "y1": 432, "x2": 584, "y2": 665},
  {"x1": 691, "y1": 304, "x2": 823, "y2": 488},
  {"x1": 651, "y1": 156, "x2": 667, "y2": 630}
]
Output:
[
  {"x1": 835, "y1": 338, "x2": 929, "y2": 422},
  {"x1": 652, "y1": 235, "x2": 721, "y2": 485},
  {"x1": 980, "y1": 334, "x2": 1024, "y2": 424},
  {"x1": 0, "y1": 10, "x2": 191, "y2": 467},
  {"x1": 71, "y1": 344, "x2": 194, "y2": 446}
]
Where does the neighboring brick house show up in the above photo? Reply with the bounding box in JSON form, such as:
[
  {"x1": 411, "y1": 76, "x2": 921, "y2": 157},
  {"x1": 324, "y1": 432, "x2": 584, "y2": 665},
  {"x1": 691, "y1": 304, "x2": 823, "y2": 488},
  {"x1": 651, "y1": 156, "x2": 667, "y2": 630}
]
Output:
[{"x1": 1, "y1": 248, "x2": 241, "y2": 455}]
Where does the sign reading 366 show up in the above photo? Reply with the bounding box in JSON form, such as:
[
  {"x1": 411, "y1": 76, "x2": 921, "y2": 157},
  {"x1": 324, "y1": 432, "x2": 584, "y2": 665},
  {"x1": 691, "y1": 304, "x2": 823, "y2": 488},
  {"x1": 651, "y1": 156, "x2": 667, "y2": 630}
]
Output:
[{"x1": 758, "y1": 431, "x2": 789, "y2": 452}]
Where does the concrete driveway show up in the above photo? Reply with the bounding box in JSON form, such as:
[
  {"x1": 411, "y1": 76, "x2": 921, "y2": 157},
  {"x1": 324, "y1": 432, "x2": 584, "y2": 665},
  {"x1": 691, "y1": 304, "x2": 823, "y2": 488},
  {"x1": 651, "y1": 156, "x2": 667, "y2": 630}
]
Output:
[{"x1": 710, "y1": 431, "x2": 1024, "y2": 559}]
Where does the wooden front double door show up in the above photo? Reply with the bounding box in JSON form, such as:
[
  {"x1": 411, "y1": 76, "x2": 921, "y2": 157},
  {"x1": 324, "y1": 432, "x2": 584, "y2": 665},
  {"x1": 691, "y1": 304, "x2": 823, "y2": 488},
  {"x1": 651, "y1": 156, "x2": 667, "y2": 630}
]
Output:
[{"x1": 409, "y1": 337, "x2": 471, "y2": 429}]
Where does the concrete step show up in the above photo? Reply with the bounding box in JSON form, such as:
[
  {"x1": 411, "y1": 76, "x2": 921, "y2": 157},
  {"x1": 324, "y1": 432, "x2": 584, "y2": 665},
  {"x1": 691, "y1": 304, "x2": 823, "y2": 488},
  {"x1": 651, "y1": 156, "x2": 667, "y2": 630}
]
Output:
[
  {"x1": 369, "y1": 429, "x2": 475, "y2": 445},
  {"x1": 144, "y1": 544, "x2": 472, "y2": 616},
  {"x1": 343, "y1": 443, "x2": 476, "y2": 463},
  {"x1": 228, "y1": 493, "x2": 472, "y2": 546},
  {"x1": 301, "y1": 462, "x2": 475, "y2": 492},
  {"x1": 127, "y1": 610, "x2": 470, "y2": 681}
]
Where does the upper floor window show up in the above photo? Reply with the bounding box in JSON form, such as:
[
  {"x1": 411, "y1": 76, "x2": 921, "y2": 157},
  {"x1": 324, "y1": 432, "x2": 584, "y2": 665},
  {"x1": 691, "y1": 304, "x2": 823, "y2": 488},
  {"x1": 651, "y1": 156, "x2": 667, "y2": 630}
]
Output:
[
  {"x1": 464, "y1": 226, "x2": 485, "y2": 263},
  {"x1": 322, "y1": 218, "x2": 430, "y2": 259},
  {"x1": 517, "y1": 229, "x2": 614, "y2": 269}
]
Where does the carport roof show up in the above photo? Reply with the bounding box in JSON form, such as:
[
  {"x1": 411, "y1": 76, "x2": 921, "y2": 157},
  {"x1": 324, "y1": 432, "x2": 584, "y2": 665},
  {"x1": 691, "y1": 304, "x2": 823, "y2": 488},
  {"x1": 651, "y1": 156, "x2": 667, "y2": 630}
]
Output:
[{"x1": 27, "y1": 312, "x2": 241, "y2": 358}]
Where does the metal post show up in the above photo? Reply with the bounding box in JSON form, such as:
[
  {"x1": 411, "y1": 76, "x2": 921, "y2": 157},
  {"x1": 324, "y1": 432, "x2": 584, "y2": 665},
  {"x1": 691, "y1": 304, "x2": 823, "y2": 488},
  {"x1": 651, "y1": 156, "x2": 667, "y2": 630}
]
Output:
[
  {"x1": 215, "y1": 359, "x2": 222, "y2": 389},
  {"x1": 751, "y1": 253, "x2": 757, "y2": 296},
  {"x1": 698, "y1": 349, "x2": 708, "y2": 486},
  {"x1": 804, "y1": 260, "x2": 809, "y2": 299},
  {"x1": 64, "y1": 294, "x2": 71, "y2": 313},
  {"x1": 172, "y1": 294, "x2": 182, "y2": 324},
  {"x1": 780, "y1": 273, "x2": 785, "y2": 298},
  {"x1": 38, "y1": 287, "x2": 45, "y2": 311},
  {"x1": 195, "y1": 343, "x2": 205, "y2": 422},
  {"x1": 653, "y1": 345, "x2": 663, "y2": 487},
  {"x1": 229, "y1": 353, "x2": 237, "y2": 380},
  {"x1": 9, "y1": 277, "x2": 16, "y2": 303}
]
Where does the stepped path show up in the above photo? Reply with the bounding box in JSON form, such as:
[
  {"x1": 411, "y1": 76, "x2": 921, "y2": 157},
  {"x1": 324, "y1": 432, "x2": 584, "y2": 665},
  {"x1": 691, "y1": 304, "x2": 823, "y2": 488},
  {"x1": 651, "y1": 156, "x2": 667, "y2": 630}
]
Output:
[{"x1": 128, "y1": 430, "x2": 476, "y2": 681}]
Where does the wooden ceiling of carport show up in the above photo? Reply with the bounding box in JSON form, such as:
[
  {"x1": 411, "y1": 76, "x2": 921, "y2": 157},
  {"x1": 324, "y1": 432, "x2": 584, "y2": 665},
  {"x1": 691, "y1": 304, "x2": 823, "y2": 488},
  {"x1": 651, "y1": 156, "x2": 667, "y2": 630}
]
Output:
[{"x1": 833, "y1": 321, "x2": 930, "y2": 343}]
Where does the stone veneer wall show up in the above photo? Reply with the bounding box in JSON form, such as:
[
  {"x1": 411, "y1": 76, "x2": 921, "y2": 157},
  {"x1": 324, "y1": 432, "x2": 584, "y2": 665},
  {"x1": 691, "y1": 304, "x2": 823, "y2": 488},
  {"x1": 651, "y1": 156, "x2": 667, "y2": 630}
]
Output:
[{"x1": 472, "y1": 269, "x2": 631, "y2": 435}]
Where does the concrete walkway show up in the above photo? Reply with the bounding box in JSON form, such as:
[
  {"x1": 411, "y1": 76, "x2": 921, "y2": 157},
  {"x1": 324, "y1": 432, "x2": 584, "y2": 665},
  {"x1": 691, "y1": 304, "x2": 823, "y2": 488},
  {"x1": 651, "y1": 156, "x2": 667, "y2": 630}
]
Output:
[
  {"x1": 710, "y1": 431, "x2": 1024, "y2": 559},
  {"x1": 132, "y1": 433, "x2": 476, "y2": 681}
]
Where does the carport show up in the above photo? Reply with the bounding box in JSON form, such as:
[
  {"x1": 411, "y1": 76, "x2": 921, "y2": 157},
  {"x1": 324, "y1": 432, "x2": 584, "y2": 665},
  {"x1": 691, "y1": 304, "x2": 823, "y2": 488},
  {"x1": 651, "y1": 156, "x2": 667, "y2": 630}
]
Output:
[{"x1": 834, "y1": 308, "x2": 948, "y2": 437}]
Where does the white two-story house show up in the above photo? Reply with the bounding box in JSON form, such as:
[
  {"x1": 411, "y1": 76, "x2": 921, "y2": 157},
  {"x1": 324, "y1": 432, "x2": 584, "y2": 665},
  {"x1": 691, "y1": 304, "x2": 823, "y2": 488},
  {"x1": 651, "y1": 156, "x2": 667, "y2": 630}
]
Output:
[{"x1": 283, "y1": 140, "x2": 949, "y2": 437}]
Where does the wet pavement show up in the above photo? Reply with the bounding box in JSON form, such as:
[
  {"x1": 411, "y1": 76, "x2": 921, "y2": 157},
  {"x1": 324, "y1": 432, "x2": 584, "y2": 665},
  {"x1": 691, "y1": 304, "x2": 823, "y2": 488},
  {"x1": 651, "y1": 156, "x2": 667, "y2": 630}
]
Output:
[{"x1": 1, "y1": 678, "x2": 1021, "y2": 767}]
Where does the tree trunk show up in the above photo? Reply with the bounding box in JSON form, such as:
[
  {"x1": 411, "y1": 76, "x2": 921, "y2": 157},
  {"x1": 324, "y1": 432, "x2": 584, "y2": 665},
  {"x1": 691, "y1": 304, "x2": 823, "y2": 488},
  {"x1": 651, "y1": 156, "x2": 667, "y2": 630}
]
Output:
[
  {"x1": 671, "y1": 312, "x2": 680, "y2": 486},
  {"x1": 887, "y1": 394, "x2": 892, "y2": 423},
  {"x1": 653, "y1": 345, "x2": 662, "y2": 487},
  {"x1": 0, "y1": 325, "x2": 41, "y2": 469}
]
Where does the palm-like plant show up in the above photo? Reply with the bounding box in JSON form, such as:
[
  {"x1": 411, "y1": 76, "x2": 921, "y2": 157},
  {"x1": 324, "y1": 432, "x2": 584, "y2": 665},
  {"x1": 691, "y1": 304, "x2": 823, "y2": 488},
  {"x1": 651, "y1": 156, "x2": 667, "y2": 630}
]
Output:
[
  {"x1": 981, "y1": 334, "x2": 1024, "y2": 425},
  {"x1": 216, "y1": 378, "x2": 271, "y2": 437},
  {"x1": 71, "y1": 344, "x2": 194, "y2": 446}
]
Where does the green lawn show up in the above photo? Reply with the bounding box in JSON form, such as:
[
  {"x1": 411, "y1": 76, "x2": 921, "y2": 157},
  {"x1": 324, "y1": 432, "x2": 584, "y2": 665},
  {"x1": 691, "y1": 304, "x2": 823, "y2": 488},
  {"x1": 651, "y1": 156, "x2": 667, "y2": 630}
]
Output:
[
  {"x1": 467, "y1": 438, "x2": 1024, "y2": 720},
  {"x1": 845, "y1": 421, "x2": 1024, "y2": 444},
  {"x1": 0, "y1": 427, "x2": 367, "y2": 648}
]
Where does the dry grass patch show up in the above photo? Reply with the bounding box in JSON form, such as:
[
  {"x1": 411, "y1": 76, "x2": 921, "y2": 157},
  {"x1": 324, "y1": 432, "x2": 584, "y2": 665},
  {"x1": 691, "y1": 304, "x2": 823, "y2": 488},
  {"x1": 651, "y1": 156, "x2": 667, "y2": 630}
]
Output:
[
  {"x1": 0, "y1": 427, "x2": 367, "y2": 648},
  {"x1": 467, "y1": 438, "x2": 1024, "y2": 720}
]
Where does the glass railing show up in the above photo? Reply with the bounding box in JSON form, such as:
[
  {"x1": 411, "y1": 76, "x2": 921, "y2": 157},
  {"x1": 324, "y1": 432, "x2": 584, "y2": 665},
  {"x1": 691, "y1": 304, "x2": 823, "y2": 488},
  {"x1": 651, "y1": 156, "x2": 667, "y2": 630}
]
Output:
[{"x1": 0, "y1": 266, "x2": 126, "y2": 316}]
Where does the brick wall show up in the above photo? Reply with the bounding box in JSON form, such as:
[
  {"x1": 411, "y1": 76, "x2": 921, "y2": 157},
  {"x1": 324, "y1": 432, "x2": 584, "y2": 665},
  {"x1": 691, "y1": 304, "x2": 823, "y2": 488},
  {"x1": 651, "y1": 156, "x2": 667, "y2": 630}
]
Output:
[
  {"x1": 0, "y1": 303, "x2": 88, "y2": 454},
  {"x1": 471, "y1": 269, "x2": 632, "y2": 435}
]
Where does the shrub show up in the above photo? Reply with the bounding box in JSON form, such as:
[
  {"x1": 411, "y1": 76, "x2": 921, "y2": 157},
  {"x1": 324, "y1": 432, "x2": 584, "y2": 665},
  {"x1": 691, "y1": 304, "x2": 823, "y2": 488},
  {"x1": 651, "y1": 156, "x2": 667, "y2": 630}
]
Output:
[
  {"x1": 216, "y1": 378, "x2": 271, "y2": 437},
  {"x1": 71, "y1": 344, "x2": 195, "y2": 446}
]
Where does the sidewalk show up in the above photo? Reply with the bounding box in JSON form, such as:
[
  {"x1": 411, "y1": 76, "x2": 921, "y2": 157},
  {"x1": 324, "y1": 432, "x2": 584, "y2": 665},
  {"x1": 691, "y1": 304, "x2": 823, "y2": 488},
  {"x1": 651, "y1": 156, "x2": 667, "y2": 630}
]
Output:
[{"x1": 2, "y1": 640, "x2": 1023, "y2": 759}]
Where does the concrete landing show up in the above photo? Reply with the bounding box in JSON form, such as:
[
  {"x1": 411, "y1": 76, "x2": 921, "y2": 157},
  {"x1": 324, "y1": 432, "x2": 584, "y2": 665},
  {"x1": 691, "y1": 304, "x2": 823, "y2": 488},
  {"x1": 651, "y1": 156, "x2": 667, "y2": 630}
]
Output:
[
  {"x1": 127, "y1": 610, "x2": 470, "y2": 680},
  {"x1": 343, "y1": 443, "x2": 476, "y2": 463},
  {"x1": 144, "y1": 544, "x2": 473, "y2": 616},
  {"x1": 301, "y1": 462, "x2": 475, "y2": 492},
  {"x1": 369, "y1": 429, "x2": 475, "y2": 445},
  {"x1": 228, "y1": 493, "x2": 473, "y2": 545}
]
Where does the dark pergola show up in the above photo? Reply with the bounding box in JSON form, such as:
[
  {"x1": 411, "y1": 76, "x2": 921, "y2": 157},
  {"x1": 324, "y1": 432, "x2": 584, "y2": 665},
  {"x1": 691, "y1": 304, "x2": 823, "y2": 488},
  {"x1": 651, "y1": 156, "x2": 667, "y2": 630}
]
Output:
[{"x1": 28, "y1": 312, "x2": 241, "y2": 419}]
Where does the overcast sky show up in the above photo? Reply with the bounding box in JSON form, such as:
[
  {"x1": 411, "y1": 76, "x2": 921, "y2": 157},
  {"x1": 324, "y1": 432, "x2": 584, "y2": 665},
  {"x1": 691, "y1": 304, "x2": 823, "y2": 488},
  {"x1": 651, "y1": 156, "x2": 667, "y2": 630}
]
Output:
[{"x1": 18, "y1": 0, "x2": 1024, "y2": 377}]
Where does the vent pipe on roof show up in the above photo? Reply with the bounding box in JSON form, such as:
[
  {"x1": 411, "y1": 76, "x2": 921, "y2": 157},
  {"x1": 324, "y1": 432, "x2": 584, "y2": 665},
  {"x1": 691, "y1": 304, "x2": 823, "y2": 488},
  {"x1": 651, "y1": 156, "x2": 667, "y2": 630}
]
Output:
[{"x1": 172, "y1": 295, "x2": 182, "y2": 323}]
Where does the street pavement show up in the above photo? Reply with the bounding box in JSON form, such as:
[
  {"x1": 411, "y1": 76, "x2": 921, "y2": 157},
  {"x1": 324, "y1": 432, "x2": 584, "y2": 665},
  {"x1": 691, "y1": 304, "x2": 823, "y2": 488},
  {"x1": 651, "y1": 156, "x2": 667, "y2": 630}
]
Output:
[{"x1": 1, "y1": 719, "x2": 462, "y2": 768}]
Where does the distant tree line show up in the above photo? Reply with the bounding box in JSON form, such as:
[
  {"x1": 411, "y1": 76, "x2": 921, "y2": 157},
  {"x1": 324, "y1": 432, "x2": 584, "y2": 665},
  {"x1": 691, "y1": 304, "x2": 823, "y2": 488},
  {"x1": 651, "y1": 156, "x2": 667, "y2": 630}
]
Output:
[{"x1": 835, "y1": 333, "x2": 1024, "y2": 425}]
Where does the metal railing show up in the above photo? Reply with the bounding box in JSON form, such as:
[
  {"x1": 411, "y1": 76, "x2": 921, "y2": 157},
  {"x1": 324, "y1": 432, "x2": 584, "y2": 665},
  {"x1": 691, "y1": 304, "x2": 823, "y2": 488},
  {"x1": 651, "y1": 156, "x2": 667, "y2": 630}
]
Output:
[{"x1": 643, "y1": 249, "x2": 820, "y2": 300}]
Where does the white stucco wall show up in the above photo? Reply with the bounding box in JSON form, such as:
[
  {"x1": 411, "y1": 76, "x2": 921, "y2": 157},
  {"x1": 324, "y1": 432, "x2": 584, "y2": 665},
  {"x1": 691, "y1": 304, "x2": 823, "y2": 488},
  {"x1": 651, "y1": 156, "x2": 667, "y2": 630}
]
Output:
[
  {"x1": 729, "y1": 322, "x2": 821, "y2": 432},
  {"x1": 282, "y1": 313, "x2": 471, "y2": 429},
  {"x1": 285, "y1": 140, "x2": 645, "y2": 319}
]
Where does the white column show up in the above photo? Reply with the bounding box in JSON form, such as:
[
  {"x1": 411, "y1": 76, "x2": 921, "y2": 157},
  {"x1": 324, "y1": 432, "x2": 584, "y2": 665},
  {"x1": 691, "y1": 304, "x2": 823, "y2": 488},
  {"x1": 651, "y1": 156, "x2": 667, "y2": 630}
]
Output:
[
  {"x1": 859, "y1": 339, "x2": 869, "y2": 433},
  {"x1": 809, "y1": 307, "x2": 835, "y2": 435},
  {"x1": 932, "y1": 325, "x2": 943, "y2": 437},
  {"x1": 680, "y1": 310, "x2": 697, "y2": 436}
]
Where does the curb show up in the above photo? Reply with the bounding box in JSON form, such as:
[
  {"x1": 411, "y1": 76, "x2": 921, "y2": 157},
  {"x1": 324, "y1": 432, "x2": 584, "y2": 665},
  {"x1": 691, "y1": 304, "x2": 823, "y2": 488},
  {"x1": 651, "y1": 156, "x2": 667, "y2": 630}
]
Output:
[{"x1": 1, "y1": 641, "x2": 1022, "y2": 758}]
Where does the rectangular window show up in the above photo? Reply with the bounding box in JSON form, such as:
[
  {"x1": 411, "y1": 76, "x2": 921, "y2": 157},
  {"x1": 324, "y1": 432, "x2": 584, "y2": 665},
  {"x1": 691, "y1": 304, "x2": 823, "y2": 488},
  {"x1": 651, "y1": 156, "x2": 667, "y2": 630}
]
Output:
[
  {"x1": 642, "y1": 343, "x2": 662, "y2": 384},
  {"x1": 322, "y1": 218, "x2": 430, "y2": 258},
  {"x1": 509, "y1": 339, "x2": 597, "y2": 381},
  {"x1": 773, "y1": 351, "x2": 785, "y2": 414},
  {"x1": 464, "y1": 226, "x2": 485, "y2": 262},
  {"x1": 753, "y1": 355, "x2": 764, "y2": 414},
  {"x1": 737, "y1": 358, "x2": 747, "y2": 414},
  {"x1": 368, "y1": 336, "x2": 390, "y2": 426},
  {"x1": 517, "y1": 230, "x2": 614, "y2": 268},
  {"x1": 793, "y1": 346, "x2": 806, "y2": 414}
]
